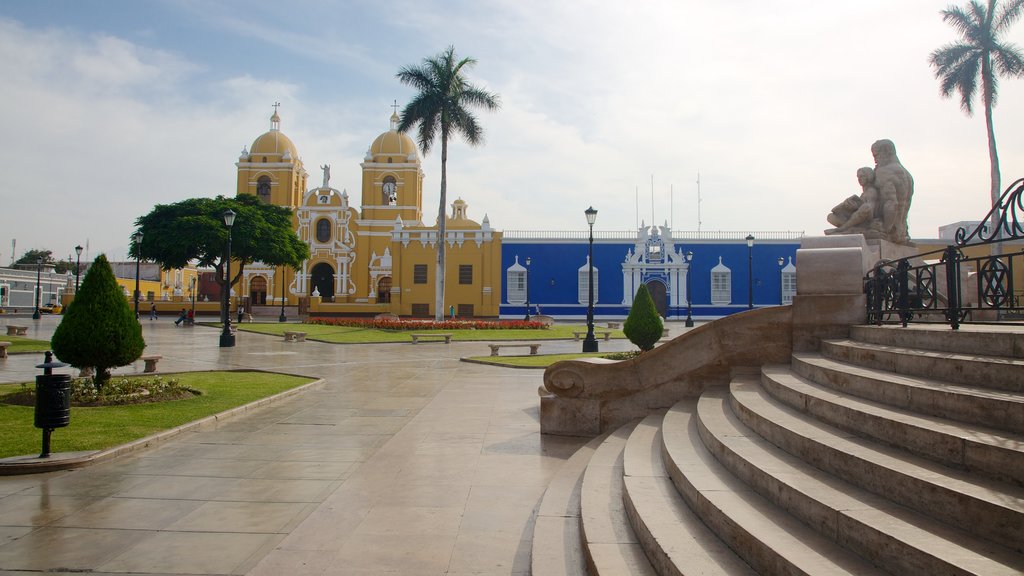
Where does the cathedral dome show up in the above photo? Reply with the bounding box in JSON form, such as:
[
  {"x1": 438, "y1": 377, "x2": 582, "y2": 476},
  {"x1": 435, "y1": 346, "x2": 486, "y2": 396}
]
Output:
[
  {"x1": 368, "y1": 112, "x2": 419, "y2": 161},
  {"x1": 249, "y1": 110, "x2": 299, "y2": 161}
]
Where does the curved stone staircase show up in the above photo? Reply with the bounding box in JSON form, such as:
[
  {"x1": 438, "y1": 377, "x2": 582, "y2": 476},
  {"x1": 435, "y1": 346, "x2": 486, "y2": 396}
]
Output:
[{"x1": 531, "y1": 324, "x2": 1024, "y2": 575}]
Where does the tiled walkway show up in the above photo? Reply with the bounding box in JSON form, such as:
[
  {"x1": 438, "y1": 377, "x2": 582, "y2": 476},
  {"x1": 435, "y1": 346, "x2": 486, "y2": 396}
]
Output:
[{"x1": 0, "y1": 316, "x2": 646, "y2": 575}]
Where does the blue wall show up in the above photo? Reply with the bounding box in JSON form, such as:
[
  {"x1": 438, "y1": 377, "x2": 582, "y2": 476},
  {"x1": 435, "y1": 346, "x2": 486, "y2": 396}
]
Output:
[{"x1": 500, "y1": 239, "x2": 800, "y2": 319}]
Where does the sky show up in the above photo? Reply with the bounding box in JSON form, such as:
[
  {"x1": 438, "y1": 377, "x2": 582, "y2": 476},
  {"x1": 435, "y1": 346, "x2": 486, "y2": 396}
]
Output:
[{"x1": 1, "y1": 0, "x2": 1022, "y2": 264}]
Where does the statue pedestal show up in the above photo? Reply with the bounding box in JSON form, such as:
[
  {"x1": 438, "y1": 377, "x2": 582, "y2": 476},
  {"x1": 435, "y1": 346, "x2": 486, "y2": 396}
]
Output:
[{"x1": 865, "y1": 238, "x2": 917, "y2": 267}]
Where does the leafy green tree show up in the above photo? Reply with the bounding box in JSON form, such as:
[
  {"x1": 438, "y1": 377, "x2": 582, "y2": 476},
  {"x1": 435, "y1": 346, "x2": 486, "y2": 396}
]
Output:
[
  {"x1": 623, "y1": 284, "x2": 664, "y2": 352},
  {"x1": 15, "y1": 249, "x2": 54, "y2": 266},
  {"x1": 133, "y1": 194, "x2": 309, "y2": 321},
  {"x1": 930, "y1": 0, "x2": 1024, "y2": 237},
  {"x1": 52, "y1": 254, "x2": 145, "y2": 389},
  {"x1": 397, "y1": 46, "x2": 500, "y2": 321}
]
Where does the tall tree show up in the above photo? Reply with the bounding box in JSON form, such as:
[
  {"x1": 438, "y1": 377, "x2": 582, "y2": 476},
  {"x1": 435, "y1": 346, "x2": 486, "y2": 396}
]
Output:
[
  {"x1": 133, "y1": 194, "x2": 309, "y2": 321},
  {"x1": 930, "y1": 0, "x2": 1024, "y2": 238},
  {"x1": 397, "y1": 46, "x2": 500, "y2": 321},
  {"x1": 52, "y1": 254, "x2": 145, "y2": 389},
  {"x1": 14, "y1": 249, "x2": 54, "y2": 266}
]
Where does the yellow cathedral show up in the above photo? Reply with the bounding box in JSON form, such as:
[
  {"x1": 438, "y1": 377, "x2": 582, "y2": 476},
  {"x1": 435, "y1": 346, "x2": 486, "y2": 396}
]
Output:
[{"x1": 234, "y1": 107, "x2": 503, "y2": 318}]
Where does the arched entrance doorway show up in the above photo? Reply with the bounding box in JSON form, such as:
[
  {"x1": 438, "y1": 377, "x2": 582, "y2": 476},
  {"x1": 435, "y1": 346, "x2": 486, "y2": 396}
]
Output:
[
  {"x1": 377, "y1": 276, "x2": 392, "y2": 303},
  {"x1": 250, "y1": 276, "x2": 267, "y2": 305},
  {"x1": 310, "y1": 263, "x2": 335, "y2": 300},
  {"x1": 645, "y1": 280, "x2": 668, "y2": 317}
]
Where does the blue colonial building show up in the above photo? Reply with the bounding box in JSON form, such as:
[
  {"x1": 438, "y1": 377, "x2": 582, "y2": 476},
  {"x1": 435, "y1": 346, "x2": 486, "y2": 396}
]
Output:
[{"x1": 499, "y1": 224, "x2": 802, "y2": 321}]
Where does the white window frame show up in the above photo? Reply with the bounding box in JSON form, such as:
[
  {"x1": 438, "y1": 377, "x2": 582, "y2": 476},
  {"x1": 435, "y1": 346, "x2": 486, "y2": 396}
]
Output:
[
  {"x1": 781, "y1": 271, "x2": 797, "y2": 304},
  {"x1": 711, "y1": 271, "x2": 731, "y2": 304},
  {"x1": 578, "y1": 267, "x2": 599, "y2": 305},
  {"x1": 506, "y1": 269, "x2": 526, "y2": 304}
]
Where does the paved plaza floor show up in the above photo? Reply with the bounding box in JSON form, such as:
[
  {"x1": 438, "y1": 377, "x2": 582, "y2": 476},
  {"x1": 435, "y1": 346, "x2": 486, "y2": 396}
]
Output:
[{"x1": 0, "y1": 315, "x2": 649, "y2": 575}]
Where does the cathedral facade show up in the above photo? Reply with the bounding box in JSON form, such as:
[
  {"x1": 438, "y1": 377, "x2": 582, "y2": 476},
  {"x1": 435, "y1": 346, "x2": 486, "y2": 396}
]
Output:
[{"x1": 234, "y1": 109, "x2": 502, "y2": 318}]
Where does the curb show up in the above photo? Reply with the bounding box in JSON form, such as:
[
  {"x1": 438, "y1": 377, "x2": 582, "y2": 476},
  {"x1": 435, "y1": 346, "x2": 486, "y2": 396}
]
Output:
[{"x1": 0, "y1": 377, "x2": 325, "y2": 475}]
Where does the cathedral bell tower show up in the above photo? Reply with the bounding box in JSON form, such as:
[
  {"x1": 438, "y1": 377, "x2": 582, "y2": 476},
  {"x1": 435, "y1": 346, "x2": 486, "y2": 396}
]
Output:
[
  {"x1": 359, "y1": 110, "x2": 424, "y2": 225},
  {"x1": 236, "y1": 104, "x2": 308, "y2": 208}
]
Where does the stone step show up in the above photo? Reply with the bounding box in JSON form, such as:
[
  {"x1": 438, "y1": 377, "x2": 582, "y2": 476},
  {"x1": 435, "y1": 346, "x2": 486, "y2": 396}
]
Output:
[
  {"x1": 761, "y1": 363, "x2": 1024, "y2": 485},
  {"x1": 727, "y1": 377, "x2": 1024, "y2": 553},
  {"x1": 704, "y1": 380, "x2": 1024, "y2": 575},
  {"x1": 850, "y1": 324, "x2": 1024, "y2": 358},
  {"x1": 820, "y1": 338, "x2": 1024, "y2": 392},
  {"x1": 791, "y1": 352, "x2": 1024, "y2": 434},
  {"x1": 532, "y1": 433, "x2": 609, "y2": 576},
  {"x1": 662, "y1": 400, "x2": 887, "y2": 575},
  {"x1": 580, "y1": 421, "x2": 657, "y2": 576},
  {"x1": 621, "y1": 414, "x2": 757, "y2": 576}
]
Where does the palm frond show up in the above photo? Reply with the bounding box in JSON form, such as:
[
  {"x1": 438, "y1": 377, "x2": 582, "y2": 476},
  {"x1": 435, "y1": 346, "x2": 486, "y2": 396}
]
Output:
[{"x1": 994, "y1": 0, "x2": 1024, "y2": 32}]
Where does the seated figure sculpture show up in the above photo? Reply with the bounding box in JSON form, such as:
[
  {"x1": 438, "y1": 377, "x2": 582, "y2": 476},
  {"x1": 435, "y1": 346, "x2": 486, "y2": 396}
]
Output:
[
  {"x1": 826, "y1": 167, "x2": 881, "y2": 236},
  {"x1": 825, "y1": 139, "x2": 914, "y2": 245}
]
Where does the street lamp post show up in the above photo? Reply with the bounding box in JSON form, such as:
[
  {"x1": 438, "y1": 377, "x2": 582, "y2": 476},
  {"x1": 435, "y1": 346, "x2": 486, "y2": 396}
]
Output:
[
  {"x1": 132, "y1": 231, "x2": 143, "y2": 319},
  {"x1": 524, "y1": 256, "x2": 531, "y2": 321},
  {"x1": 583, "y1": 207, "x2": 599, "y2": 353},
  {"x1": 746, "y1": 234, "x2": 755, "y2": 309},
  {"x1": 32, "y1": 257, "x2": 42, "y2": 319},
  {"x1": 279, "y1": 267, "x2": 287, "y2": 322},
  {"x1": 220, "y1": 209, "x2": 237, "y2": 348},
  {"x1": 778, "y1": 257, "x2": 785, "y2": 305},
  {"x1": 190, "y1": 276, "x2": 197, "y2": 322},
  {"x1": 74, "y1": 245, "x2": 83, "y2": 294},
  {"x1": 684, "y1": 251, "x2": 694, "y2": 327}
]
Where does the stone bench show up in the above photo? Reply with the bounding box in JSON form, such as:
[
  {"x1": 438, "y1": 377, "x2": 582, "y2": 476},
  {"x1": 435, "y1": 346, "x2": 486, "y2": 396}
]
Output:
[
  {"x1": 283, "y1": 331, "x2": 307, "y2": 342},
  {"x1": 606, "y1": 322, "x2": 621, "y2": 329},
  {"x1": 0, "y1": 341, "x2": 9, "y2": 359},
  {"x1": 411, "y1": 333, "x2": 452, "y2": 344},
  {"x1": 141, "y1": 355, "x2": 162, "y2": 373},
  {"x1": 573, "y1": 330, "x2": 613, "y2": 341},
  {"x1": 488, "y1": 343, "x2": 541, "y2": 356},
  {"x1": 6, "y1": 325, "x2": 27, "y2": 336}
]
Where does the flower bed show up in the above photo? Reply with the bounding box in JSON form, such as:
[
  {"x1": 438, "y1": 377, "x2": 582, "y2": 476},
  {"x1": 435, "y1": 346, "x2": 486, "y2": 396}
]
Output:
[
  {"x1": 306, "y1": 317, "x2": 546, "y2": 330},
  {"x1": 3, "y1": 376, "x2": 196, "y2": 407}
]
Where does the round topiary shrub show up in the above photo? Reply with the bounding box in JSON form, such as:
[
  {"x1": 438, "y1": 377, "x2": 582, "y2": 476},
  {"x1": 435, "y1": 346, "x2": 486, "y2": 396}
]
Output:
[
  {"x1": 623, "y1": 284, "x2": 663, "y2": 351},
  {"x1": 52, "y1": 254, "x2": 145, "y2": 390}
]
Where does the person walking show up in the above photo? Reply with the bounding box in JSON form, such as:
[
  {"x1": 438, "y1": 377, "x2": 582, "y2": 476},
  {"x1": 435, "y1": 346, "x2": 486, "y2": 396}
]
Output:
[
  {"x1": 150, "y1": 303, "x2": 158, "y2": 320},
  {"x1": 174, "y1": 308, "x2": 187, "y2": 326}
]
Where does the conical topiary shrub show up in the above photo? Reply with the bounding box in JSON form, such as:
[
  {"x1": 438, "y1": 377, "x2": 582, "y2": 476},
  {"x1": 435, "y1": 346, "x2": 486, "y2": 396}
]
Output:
[
  {"x1": 623, "y1": 283, "x2": 663, "y2": 351},
  {"x1": 52, "y1": 254, "x2": 145, "y2": 389}
]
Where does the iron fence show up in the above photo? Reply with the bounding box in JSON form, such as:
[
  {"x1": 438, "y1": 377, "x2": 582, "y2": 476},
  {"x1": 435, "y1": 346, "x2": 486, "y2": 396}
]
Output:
[{"x1": 865, "y1": 177, "x2": 1024, "y2": 329}]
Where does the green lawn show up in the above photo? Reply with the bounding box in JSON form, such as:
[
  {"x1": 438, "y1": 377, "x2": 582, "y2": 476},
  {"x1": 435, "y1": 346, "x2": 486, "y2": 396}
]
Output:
[
  {"x1": 0, "y1": 371, "x2": 314, "y2": 458},
  {"x1": 464, "y1": 352, "x2": 614, "y2": 368},
  {"x1": 1, "y1": 335, "x2": 52, "y2": 354},
  {"x1": 235, "y1": 322, "x2": 623, "y2": 343}
]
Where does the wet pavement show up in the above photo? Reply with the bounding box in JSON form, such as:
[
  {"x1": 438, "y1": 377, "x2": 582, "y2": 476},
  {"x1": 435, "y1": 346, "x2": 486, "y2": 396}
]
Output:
[{"x1": 0, "y1": 314, "x2": 651, "y2": 575}]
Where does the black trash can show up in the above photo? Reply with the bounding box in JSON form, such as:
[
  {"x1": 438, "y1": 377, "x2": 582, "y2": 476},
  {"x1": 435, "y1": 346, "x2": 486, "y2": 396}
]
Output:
[
  {"x1": 34, "y1": 373, "x2": 71, "y2": 429},
  {"x1": 34, "y1": 351, "x2": 70, "y2": 458}
]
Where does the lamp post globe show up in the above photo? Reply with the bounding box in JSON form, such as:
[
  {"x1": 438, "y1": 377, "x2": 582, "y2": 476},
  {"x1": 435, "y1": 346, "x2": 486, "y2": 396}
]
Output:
[
  {"x1": 582, "y1": 206, "x2": 599, "y2": 353},
  {"x1": 74, "y1": 244, "x2": 83, "y2": 294},
  {"x1": 219, "y1": 209, "x2": 237, "y2": 348},
  {"x1": 132, "y1": 231, "x2": 143, "y2": 319},
  {"x1": 684, "y1": 250, "x2": 694, "y2": 328},
  {"x1": 746, "y1": 234, "x2": 755, "y2": 310}
]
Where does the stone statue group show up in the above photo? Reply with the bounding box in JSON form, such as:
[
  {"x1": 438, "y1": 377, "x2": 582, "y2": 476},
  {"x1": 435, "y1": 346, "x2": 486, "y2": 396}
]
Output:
[{"x1": 825, "y1": 139, "x2": 914, "y2": 245}]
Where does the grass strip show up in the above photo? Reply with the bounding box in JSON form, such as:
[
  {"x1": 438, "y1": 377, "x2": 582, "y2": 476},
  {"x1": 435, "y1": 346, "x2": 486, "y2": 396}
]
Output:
[
  {"x1": 0, "y1": 371, "x2": 313, "y2": 459},
  {"x1": 463, "y1": 352, "x2": 612, "y2": 368},
  {"x1": 235, "y1": 323, "x2": 623, "y2": 343},
  {"x1": 0, "y1": 335, "x2": 52, "y2": 354}
]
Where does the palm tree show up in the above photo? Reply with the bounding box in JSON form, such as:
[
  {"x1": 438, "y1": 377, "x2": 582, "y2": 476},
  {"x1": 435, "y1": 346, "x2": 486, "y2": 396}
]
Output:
[
  {"x1": 397, "y1": 46, "x2": 500, "y2": 321},
  {"x1": 930, "y1": 0, "x2": 1024, "y2": 239}
]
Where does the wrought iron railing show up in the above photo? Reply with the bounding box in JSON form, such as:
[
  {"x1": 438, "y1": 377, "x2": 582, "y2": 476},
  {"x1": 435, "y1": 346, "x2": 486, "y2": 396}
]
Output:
[{"x1": 865, "y1": 177, "x2": 1024, "y2": 329}]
